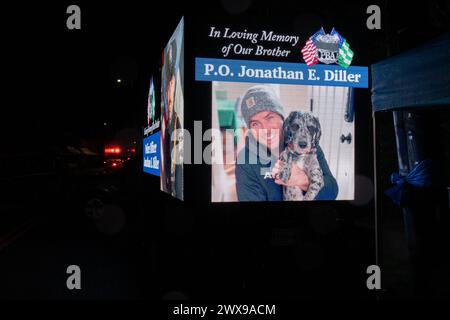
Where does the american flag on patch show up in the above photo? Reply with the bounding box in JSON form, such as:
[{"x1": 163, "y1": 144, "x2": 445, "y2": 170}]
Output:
[
  {"x1": 301, "y1": 28, "x2": 325, "y2": 67},
  {"x1": 301, "y1": 37, "x2": 318, "y2": 66}
]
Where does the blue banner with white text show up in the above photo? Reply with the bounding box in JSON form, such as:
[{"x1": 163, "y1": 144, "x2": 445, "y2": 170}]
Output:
[
  {"x1": 143, "y1": 131, "x2": 161, "y2": 177},
  {"x1": 196, "y1": 57, "x2": 369, "y2": 88}
]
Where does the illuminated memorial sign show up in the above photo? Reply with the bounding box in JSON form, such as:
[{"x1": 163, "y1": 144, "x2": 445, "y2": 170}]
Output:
[
  {"x1": 143, "y1": 77, "x2": 161, "y2": 177},
  {"x1": 194, "y1": 23, "x2": 369, "y2": 202},
  {"x1": 160, "y1": 18, "x2": 184, "y2": 201}
]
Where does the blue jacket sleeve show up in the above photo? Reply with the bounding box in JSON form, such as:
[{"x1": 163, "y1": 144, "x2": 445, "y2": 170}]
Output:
[
  {"x1": 235, "y1": 164, "x2": 267, "y2": 202},
  {"x1": 315, "y1": 146, "x2": 339, "y2": 200}
]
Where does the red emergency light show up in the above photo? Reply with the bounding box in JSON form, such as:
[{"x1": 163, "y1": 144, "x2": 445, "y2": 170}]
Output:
[{"x1": 105, "y1": 146, "x2": 122, "y2": 154}]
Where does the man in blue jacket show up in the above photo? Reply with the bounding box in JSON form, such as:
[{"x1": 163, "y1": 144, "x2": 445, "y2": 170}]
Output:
[{"x1": 235, "y1": 86, "x2": 338, "y2": 201}]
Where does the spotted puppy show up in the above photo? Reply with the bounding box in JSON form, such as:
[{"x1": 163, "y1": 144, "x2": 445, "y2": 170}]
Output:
[{"x1": 277, "y1": 111, "x2": 324, "y2": 201}]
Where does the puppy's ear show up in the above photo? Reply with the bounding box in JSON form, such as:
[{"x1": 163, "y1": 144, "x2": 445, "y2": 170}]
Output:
[
  {"x1": 310, "y1": 114, "x2": 322, "y2": 147},
  {"x1": 283, "y1": 111, "x2": 299, "y2": 146}
]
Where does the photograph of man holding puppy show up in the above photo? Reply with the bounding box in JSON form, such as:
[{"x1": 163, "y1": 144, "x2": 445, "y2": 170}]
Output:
[{"x1": 235, "y1": 86, "x2": 338, "y2": 201}]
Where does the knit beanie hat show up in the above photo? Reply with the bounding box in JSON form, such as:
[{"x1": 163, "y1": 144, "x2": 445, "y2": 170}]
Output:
[{"x1": 240, "y1": 85, "x2": 285, "y2": 126}]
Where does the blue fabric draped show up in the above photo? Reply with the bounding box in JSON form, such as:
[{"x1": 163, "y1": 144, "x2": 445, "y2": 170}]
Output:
[
  {"x1": 371, "y1": 33, "x2": 450, "y2": 112},
  {"x1": 385, "y1": 159, "x2": 437, "y2": 206}
]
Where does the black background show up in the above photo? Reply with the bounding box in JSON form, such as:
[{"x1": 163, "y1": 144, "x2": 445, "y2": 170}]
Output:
[{"x1": 0, "y1": 0, "x2": 449, "y2": 303}]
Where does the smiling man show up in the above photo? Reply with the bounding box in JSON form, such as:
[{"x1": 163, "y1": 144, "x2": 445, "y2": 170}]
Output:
[{"x1": 235, "y1": 85, "x2": 338, "y2": 201}]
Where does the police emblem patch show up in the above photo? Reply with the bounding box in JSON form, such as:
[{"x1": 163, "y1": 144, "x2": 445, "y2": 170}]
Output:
[
  {"x1": 315, "y1": 33, "x2": 340, "y2": 64},
  {"x1": 301, "y1": 27, "x2": 354, "y2": 68}
]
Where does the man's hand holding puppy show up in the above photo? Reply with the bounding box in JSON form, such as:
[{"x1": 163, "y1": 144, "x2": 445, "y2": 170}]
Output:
[
  {"x1": 234, "y1": 85, "x2": 338, "y2": 201},
  {"x1": 272, "y1": 160, "x2": 310, "y2": 192}
]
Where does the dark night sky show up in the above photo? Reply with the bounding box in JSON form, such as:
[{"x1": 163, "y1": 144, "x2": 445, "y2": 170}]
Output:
[
  {"x1": 2, "y1": 1, "x2": 448, "y2": 153},
  {"x1": 0, "y1": 1, "x2": 447, "y2": 301}
]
